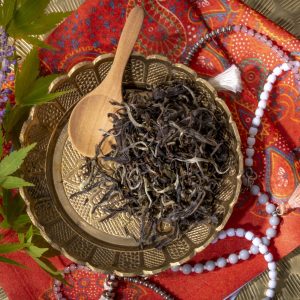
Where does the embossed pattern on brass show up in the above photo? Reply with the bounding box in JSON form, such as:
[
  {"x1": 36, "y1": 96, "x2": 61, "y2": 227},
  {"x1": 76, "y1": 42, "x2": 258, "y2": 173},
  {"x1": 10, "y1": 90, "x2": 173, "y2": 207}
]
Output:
[{"x1": 20, "y1": 54, "x2": 243, "y2": 276}]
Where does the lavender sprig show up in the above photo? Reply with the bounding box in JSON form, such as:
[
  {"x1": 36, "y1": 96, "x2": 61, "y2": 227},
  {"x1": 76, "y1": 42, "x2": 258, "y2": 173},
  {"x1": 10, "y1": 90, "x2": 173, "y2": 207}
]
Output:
[{"x1": 0, "y1": 26, "x2": 16, "y2": 124}]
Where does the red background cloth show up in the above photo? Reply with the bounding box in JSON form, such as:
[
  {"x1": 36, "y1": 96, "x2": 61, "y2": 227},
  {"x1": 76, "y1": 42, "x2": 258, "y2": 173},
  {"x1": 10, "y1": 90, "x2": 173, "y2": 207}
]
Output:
[{"x1": 1, "y1": 0, "x2": 300, "y2": 299}]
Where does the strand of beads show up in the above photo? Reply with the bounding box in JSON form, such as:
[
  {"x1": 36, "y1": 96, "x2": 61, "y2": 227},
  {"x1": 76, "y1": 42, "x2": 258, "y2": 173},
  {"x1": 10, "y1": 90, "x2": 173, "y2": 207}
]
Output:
[
  {"x1": 183, "y1": 25, "x2": 234, "y2": 65},
  {"x1": 53, "y1": 264, "x2": 89, "y2": 300},
  {"x1": 184, "y1": 24, "x2": 299, "y2": 88},
  {"x1": 53, "y1": 264, "x2": 174, "y2": 300},
  {"x1": 53, "y1": 264, "x2": 119, "y2": 300},
  {"x1": 171, "y1": 190, "x2": 280, "y2": 299},
  {"x1": 180, "y1": 27, "x2": 300, "y2": 299},
  {"x1": 122, "y1": 277, "x2": 174, "y2": 300}
]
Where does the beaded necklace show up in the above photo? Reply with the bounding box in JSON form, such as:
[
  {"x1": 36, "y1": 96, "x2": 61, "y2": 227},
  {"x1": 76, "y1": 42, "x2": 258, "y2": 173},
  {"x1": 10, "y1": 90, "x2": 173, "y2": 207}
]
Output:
[{"x1": 53, "y1": 25, "x2": 300, "y2": 300}]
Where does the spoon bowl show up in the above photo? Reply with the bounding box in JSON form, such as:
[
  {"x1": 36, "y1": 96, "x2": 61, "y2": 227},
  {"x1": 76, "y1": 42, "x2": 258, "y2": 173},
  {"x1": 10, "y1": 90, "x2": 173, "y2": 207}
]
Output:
[{"x1": 68, "y1": 6, "x2": 144, "y2": 157}]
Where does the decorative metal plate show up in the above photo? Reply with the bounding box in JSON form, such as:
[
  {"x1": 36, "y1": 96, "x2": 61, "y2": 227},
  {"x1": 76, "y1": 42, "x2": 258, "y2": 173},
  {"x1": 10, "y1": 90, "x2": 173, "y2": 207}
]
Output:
[{"x1": 20, "y1": 53, "x2": 243, "y2": 276}]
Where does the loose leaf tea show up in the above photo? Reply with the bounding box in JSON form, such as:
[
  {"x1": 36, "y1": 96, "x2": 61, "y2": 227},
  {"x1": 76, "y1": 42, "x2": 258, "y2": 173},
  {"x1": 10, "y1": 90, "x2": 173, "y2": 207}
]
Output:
[{"x1": 72, "y1": 80, "x2": 234, "y2": 249}]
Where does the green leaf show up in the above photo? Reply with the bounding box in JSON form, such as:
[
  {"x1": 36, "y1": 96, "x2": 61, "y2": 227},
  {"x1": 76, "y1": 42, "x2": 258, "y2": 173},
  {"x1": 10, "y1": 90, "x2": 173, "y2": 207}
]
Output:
[
  {"x1": 27, "y1": 245, "x2": 48, "y2": 258},
  {"x1": 0, "y1": 143, "x2": 36, "y2": 177},
  {"x1": 0, "y1": 176, "x2": 34, "y2": 189},
  {"x1": 2, "y1": 192, "x2": 25, "y2": 229},
  {"x1": 22, "y1": 36, "x2": 54, "y2": 50},
  {"x1": 0, "y1": 255, "x2": 27, "y2": 268},
  {"x1": 1, "y1": 188, "x2": 10, "y2": 216},
  {"x1": 0, "y1": 132, "x2": 3, "y2": 157},
  {"x1": 19, "y1": 74, "x2": 57, "y2": 105},
  {"x1": 15, "y1": 48, "x2": 39, "y2": 103},
  {"x1": 17, "y1": 72, "x2": 75, "y2": 107},
  {"x1": 0, "y1": 243, "x2": 28, "y2": 254},
  {"x1": 9, "y1": 0, "x2": 49, "y2": 28},
  {"x1": 21, "y1": 90, "x2": 71, "y2": 106},
  {"x1": 30, "y1": 256, "x2": 66, "y2": 282},
  {"x1": 18, "y1": 233, "x2": 25, "y2": 243},
  {"x1": 25, "y1": 225, "x2": 33, "y2": 243},
  {"x1": 18, "y1": 12, "x2": 70, "y2": 35},
  {"x1": 0, "y1": 219, "x2": 10, "y2": 229},
  {"x1": 3, "y1": 105, "x2": 31, "y2": 148},
  {"x1": 12, "y1": 214, "x2": 31, "y2": 231},
  {"x1": 31, "y1": 256, "x2": 61, "y2": 275},
  {"x1": 16, "y1": 0, "x2": 28, "y2": 8},
  {"x1": 0, "y1": 0, "x2": 17, "y2": 27}
]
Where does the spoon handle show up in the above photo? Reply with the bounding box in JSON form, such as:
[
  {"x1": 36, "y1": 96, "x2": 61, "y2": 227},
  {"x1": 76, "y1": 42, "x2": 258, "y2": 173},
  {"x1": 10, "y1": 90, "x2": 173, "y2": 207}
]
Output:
[{"x1": 103, "y1": 6, "x2": 144, "y2": 87}]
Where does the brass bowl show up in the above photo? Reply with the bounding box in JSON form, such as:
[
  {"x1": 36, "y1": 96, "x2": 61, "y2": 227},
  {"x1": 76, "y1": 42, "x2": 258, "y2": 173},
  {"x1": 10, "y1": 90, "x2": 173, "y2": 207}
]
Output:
[{"x1": 20, "y1": 53, "x2": 243, "y2": 276}]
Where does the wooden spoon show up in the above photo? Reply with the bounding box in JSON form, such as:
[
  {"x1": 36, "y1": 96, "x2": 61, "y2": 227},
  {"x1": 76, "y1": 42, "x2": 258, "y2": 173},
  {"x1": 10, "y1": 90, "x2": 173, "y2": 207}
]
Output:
[{"x1": 68, "y1": 6, "x2": 144, "y2": 157}]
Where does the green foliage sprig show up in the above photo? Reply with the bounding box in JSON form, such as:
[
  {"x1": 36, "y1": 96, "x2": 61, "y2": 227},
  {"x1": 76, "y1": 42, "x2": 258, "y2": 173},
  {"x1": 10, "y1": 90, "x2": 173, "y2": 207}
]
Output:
[
  {"x1": 3, "y1": 47, "x2": 71, "y2": 145},
  {"x1": 0, "y1": 137, "x2": 65, "y2": 281},
  {"x1": 0, "y1": 0, "x2": 70, "y2": 48},
  {"x1": 0, "y1": 0, "x2": 73, "y2": 282}
]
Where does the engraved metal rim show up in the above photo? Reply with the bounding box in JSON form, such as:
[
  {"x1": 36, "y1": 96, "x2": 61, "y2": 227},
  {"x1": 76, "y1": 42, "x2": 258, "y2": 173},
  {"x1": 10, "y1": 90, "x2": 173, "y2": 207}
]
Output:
[{"x1": 20, "y1": 53, "x2": 243, "y2": 276}]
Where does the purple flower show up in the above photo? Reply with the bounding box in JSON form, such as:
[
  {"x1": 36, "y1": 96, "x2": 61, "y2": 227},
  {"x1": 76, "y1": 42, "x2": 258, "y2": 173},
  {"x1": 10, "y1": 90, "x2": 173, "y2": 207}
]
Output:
[{"x1": 0, "y1": 26, "x2": 16, "y2": 124}]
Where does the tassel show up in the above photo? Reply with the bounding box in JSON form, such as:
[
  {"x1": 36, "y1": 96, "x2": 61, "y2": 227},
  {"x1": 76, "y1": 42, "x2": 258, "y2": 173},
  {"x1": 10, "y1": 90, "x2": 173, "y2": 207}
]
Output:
[
  {"x1": 208, "y1": 65, "x2": 242, "y2": 93},
  {"x1": 279, "y1": 184, "x2": 300, "y2": 214}
]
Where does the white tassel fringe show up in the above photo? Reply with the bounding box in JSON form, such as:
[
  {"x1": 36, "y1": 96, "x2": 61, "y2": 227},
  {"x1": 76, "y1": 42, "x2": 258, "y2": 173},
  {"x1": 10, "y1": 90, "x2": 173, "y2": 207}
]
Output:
[{"x1": 208, "y1": 65, "x2": 242, "y2": 93}]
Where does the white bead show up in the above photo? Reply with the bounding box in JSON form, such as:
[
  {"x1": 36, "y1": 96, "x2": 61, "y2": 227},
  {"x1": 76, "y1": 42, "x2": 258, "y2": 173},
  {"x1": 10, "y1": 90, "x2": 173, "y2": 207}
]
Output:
[
  {"x1": 182, "y1": 264, "x2": 192, "y2": 274},
  {"x1": 266, "y1": 228, "x2": 277, "y2": 238},
  {"x1": 268, "y1": 280, "x2": 277, "y2": 289},
  {"x1": 226, "y1": 228, "x2": 235, "y2": 237},
  {"x1": 245, "y1": 158, "x2": 253, "y2": 166},
  {"x1": 266, "y1": 203, "x2": 276, "y2": 214},
  {"x1": 282, "y1": 62, "x2": 291, "y2": 71},
  {"x1": 171, "y1": 265, "x2": 180, "y2": 272},
  {"x1": 269, "y1": 270, "x2": 277, "y2": 279},
  {"x1": 211, "y1": 238, "x2": 218, "y2": 244},
  {"x1": 264, "y1": 253, "x2": 274, "y2": 262},
  {"x1": 252, "y1": 117, "x2": 261, "y2": 127},
  {"x1": 252, "y1": 237, "x2": 262, "y2": 246},
  {"x1": 247, "y1": 137, "x2": 256, "y2": 146},
  {"x1": 245, "y1": 231, "x2": 255, "y2": 241},
  {"x1": 255, "y1": 108, "x2": 264, "y2": 117},
  {"x1": 273, "y1": 67, "x2": 282, "y2": 76},
  {"x1": 293, "y1": 61, "x2": 300, "y2": 68},
  {"x1": 54, "y1": 280, "x2": 62, "y2": 287},
  {"x1": 249, "y1": 127, "x2": 258, "y2": 137},
  {"x1": 246, "y1": 148, "x2": 255, "y2": 157},
  {"x1": 258, "y1": 194, "x2": 269, "y2": 204},
  {"x1": 269, "y1": 216, "x2": 280, "y2": 226},
  {"x1": 228, "y1": 254, "x2": 239, "y2": 264},
  {"x1": 104, "y1": 283, "x2": 113, "y2": 291},
  {"x1": 218, "y1": 230, "x2": 227, "y2": 239},
  {"x1": 262, "y1": 236, "x2": 270, "y2": 246},
  {"x1": 260, "y1": 91, "x2": 269, "y2": 101},
  {"x1": 267, "y1": 74, "x2": 276, "y2": 84},
  {"x1": 205, "y1": 260, "x2": 215, "y2": 271},
  {"x1": 216, "y1": 257, "x2": 227, "y2": 268},
  {"x1": 236, "y1": 228, "x2": 245, "y2": 237},
  {"x1": 268, "y1": 262, "x2": 276, "y2": 270},
  {"x1": 263, "y1": 82, "x2": 273, "y2": 92},
  {"x1": 258, "y1": 100, "x2": 267, "y2": 109},
  {"x1": 265, "y1": 289, "x2": 275, "y2": 298},
  {"x1": 250, "y1": 245, "x2": 259, "y2": 254},
  {"x1": 239, "y1": 249, "x2": 250, "y2": 260},
  {"x1": 194, "y1": 263, "x2": 204, "y2": 273},
  {"x1": 250, "y1": 185, "x2": 260, "y2": 195},
  {"x1": 259, "y1": 244, "x2": 268, "y2": 254}
]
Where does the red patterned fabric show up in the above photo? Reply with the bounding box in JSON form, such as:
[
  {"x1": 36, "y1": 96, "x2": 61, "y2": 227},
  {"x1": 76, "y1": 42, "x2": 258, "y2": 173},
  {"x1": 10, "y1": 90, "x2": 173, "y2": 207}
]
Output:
[{"x1": 1, "y1": 0, "x2": 300, "y2": 299}]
